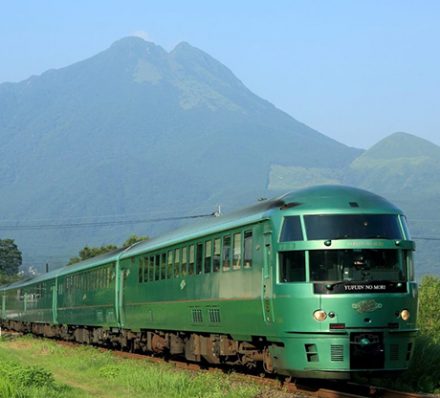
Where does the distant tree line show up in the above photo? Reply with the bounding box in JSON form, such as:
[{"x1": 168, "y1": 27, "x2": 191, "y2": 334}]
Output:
[
  {"x1": 67, "y1": 234, "x2": 149, "y2": 265},
  {"x1": 0, "y1": 239, "x2": 22, "y2": 284}
]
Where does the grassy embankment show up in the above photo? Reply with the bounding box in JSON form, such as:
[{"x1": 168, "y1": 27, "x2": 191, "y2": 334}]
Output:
[{"x1": 0, "y1": 336, "x2": 263, "y2": 398}]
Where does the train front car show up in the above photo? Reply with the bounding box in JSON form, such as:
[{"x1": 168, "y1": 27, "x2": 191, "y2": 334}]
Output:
[{"x1": 268, "y1": 185, "x2": 417, "y2": 379}]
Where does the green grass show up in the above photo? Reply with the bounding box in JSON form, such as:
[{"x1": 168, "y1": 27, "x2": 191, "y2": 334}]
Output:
[{"x1": 0, "y1": 335, "x2": 260, "y2": 398}]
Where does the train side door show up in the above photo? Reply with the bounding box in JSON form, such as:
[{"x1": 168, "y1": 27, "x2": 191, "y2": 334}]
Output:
[
  {"x1": 262, "y1": 229, "x2": 274, "y2": 323},
  {"x1": 52, "y1": 283, "x2": 58, "y2": 324}
]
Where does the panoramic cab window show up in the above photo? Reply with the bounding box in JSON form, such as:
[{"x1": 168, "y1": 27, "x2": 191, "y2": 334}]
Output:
[
  {"x1": 279, "y1": 251, "x2": 306, "y2": 282},
  {"x1": 244, "y1": 231, "x2": 253, "y2": 268},
  {"x1": 280, "y1": 216, "x2": 303, "y2": 242},
  {"x1": 213, "y1": 239, "x2": 221, "y2": 272},
  {"x1": 188, "y1": 245, "x2": 195, "y2": 275},
  {"x1": 233, "y1": 233, "x2": 242, "y2": 270},
  {"x1": 222, "y1": 235, "x2": 231, "y2": 271},
  {"x1": 205, "y1": 240, "x2": 212, "y2": 273},
  {"x1": 400, "y1": 216, "x2": 412, "y2": 239},
  {"x1": 405, "y1": 250, "x2": 415, "y2": 281},
  {"x1": 181, "y1": 247, "x2": 188, "y2": 276},
  {"x1": 309, "y1": 249, "x2": 405, "y2": 282},
  {"x1": 305, "y1": 214, "x2": 403, "y2": 240}
]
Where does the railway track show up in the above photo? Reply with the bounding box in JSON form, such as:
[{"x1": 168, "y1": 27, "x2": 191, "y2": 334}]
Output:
[{"x1": 1, "y1": 330, "x2": 435, "y2": 398}]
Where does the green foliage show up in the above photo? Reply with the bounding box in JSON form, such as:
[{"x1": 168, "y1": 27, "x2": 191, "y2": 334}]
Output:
[
  {"x1": 122, "y1": 234, "x2": 149, "y2": 248},
  {"x1": 67, "y1": 234, "x2": 149, "y2": 265},
  {"x1": 68, "y1": 244, "x2": 118, "y2": 265},
  {"x1": 418, "y1": 275, "x2": 440, "y2": 341},
  {"x1": 371, "y1": 276, "x2": 440, "y2": 393},
  {"x1": 0, "y1": 336, "x2": 259, "y2": 398},
  {"x1": 0, "y1": 239, "x2": 22, "y2": 276},
  {"x1": 0, "y1": 359, "x2": 70, "y2": 398}
]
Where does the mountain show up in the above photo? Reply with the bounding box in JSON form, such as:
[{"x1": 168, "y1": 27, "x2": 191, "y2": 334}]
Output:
[
  {"x1": 0, "y1": 37, "x2": 362, "y2": 269},
  {"x1": 348, "y1": 132, "x2": 440, "y2": 198}
]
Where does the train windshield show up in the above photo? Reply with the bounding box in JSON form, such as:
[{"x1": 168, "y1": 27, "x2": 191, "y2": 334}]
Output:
[
  {"x1": 309, "y1": 249, "x2": 406, "y2": 282},
  {"x1": 304, "y1": 214, "x2": 403, "y2": 240}
]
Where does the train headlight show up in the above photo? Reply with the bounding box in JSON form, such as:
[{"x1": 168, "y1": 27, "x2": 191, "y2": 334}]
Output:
[
  {"x1": 313, "y1": 310, "x2": 327, "y2": 321},
  {"x1": 400, "y1": 309, "x2": 410, "y2": 321}
]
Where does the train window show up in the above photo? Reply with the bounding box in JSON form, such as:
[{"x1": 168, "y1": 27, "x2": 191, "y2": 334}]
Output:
[
  {"x1": 222, "y1": 235, "x2": 231, "y2": 271},
  {"x1": 167, "y1": 251, "x2": 174, "y2": 279},
  {"x1": 155, "y1": 255, "x2": 160, "y2": 280},
  {"x1": 244, "y1": 231, "x2": 253, "y2": 268},
  {"x1": 305, "y1": 214, "x2": 403, "y2": 240},
  {"x1": 309, "y1": 249, "x2": 404, "y2": 282},
  {"x1": 189, "y1": 245, "x2": 195, "y2": 275},
  {"x1": 280, "y1": 216, "x2": 303, "y2": 242},
  {"x1": 280, "y1": 251, "x2": 306, "y2": 282},
  {"x1": 405, "y1": 250, "x2": 414, "y2": 281},
  {"x1": 174, "y1": 248, "x2": 180, "y2": 277},
  {"x1": 196, "y1": 243, "x2": 203, "y2": 274},
  {"x1": 181, "y1": 247, "x2": 188, "y2": 276},
  {"x1": 400, "y1": 216, "x2": 411, "y2": 239},
  {"x1": 161, "y1": 253, "x2": 167, "y2": 280},
  {"x1": 213, "y1": 239, "x2": 221, "y2": 272},
  {"x1": 142, "y1": 257, "x2": 149, "y2": 282},
  {"x1": 139, "y1": 258, "x2": 144, "y2": 283},
  {"x1": 233, "y1": 233, "x2": 242, "y2": 270},
  {"x1": 204, "y1": 241, "x2": 212, "y2": 273},
  {"x1": 148, "y1": 256, "x2": 155, "y2": 282}
]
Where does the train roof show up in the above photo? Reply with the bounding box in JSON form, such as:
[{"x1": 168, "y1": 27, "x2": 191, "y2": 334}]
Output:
[{"x1": 0, "y1": 185, "x2": 402, "y2": 291}]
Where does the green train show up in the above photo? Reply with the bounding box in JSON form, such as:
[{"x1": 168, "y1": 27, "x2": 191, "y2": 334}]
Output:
[{"x1": 0, "y1": 185, "x2": 417, "y2": 379}]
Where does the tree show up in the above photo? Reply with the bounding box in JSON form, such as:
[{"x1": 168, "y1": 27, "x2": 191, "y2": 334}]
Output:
[
  {"x1": 122, "y1": 234, "x2": 149, "y2": 248},
  {"x1": 67, "y1": 235, "x2": 150, "y2": 265},
  {"x1": 0, "y1": 239, "x2": 22, "y2": 276},
  {"x1": 68, "y1": 244, "x2": 118, "y2": 265}
]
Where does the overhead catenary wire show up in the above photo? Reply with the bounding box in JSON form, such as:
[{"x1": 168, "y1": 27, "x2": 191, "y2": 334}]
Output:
[{"x1": 0, "y1": 212, "x2": 216, "y2": 231}]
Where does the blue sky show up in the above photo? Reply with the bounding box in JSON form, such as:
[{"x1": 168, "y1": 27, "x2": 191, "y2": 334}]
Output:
[{"x1": 1, "y1": 1, "x2": 439, "y2": 148}]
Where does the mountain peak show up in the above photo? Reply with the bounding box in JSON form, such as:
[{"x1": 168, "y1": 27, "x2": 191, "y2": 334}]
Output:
[{"x1": 363, "y1": 131, "x2": 440, "y2": 160}]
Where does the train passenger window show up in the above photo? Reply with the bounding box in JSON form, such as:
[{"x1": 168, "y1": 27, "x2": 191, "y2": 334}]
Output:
[
  {"x1": 280, "y1": 251, "x2": 306, "y2": 282},
  {"x1": 222, "y1": 236, "x2": 231, "y2": 271},
  {"x1": 161, "y1": 253, "x2": 167, "y2": 280},
  {"x1": 143, "y1": 257, "x2": 148, "y2": 282},
  {"x1": 138, "y1": 259, "x2": 147, "y2": 283},
  {"x1": 155, "y1": 255, "x2": 160, "y2": 280},
  {"x1": 196, "y1": 243, "x2": 203, "y2": 274},
  {"x1": 204, "y1": 241, "x2": 212, "y2": 273},
  {"x1": 167, "y1": 251, "x2": 174, "y2": 279},
  {"x1": 148, "y1": 256, "x2": 155, "y2": 282},
  {"x1": 182, "y1": 247, "x2": 188, "y2": 276},
  {"x1": 174, "y1": 248, "x2": 180, "y2": 277},
  {"x1": 244, "y1": 231, "x2": 253, "y2": 268},
  {"x1": 280, "y1": 216, "x2": 303, "y2": 242},
  {"x1": 213, "y1": 239, "x2": 221, "y2": 272},
  {"x1": 233, "y1": 233, "x2": 242, "y2": 270},
  {"x1": 189, "y1": 245, "x2": 195, "y2": 275}
]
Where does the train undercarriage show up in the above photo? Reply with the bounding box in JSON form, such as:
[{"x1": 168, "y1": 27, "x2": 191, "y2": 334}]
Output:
[{"x1": 1, "y1": 320, "x2": 275, "y2": 373}]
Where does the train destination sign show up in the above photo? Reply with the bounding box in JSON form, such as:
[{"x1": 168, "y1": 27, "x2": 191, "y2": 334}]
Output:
[{"x1": 314, "y1": 281, "x2": 407, "y2": 294}]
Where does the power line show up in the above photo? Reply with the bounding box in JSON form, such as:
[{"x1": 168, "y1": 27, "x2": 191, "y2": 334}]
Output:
[
  {"x1": 412, "y1": 236, "x2": 440, "y2": 241},
  {"x1": 0, "y1": 212, "x2": 215, "y2": 231}
]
